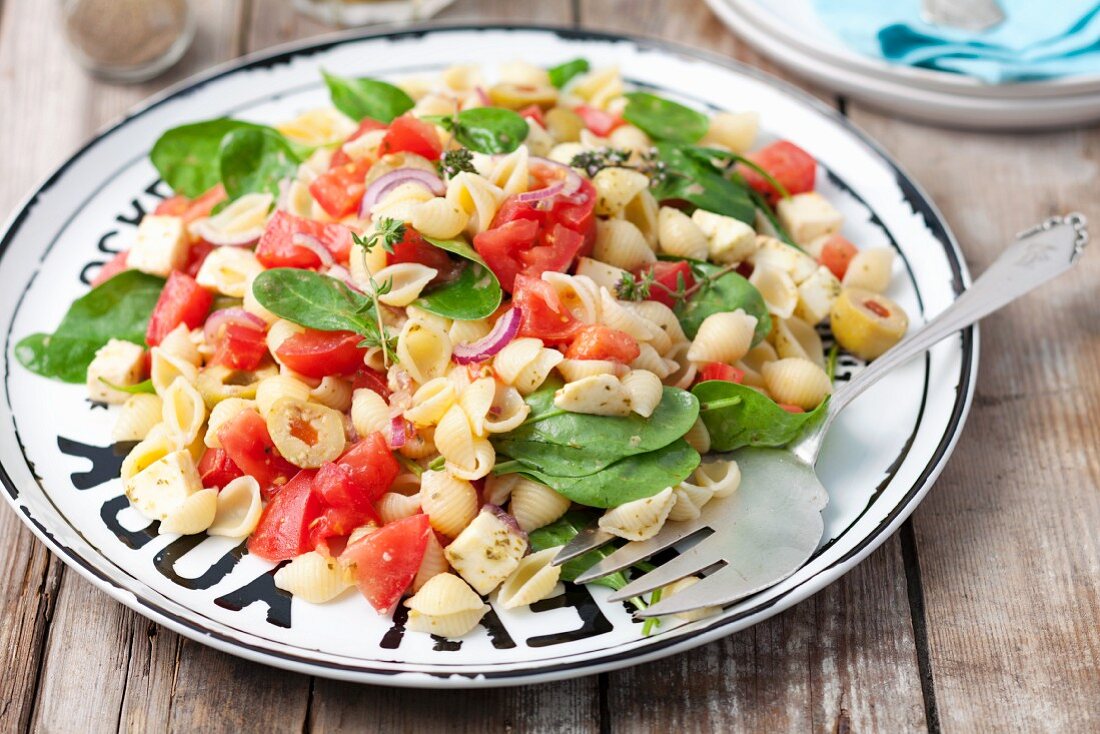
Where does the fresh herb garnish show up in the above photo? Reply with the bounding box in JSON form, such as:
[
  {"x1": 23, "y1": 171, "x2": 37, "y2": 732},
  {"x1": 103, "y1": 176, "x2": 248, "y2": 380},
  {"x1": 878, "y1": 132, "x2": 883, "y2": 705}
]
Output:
[
  {"x1": 641, "y1": 587, "x2": 663, "y2": 636},
  {"x1": 427, "y1": 455, "x2": 446, "y2": 471},
  {"x1": 321, "y1": 70, "x2": 414, "y2": 123},
  {"x1": 547, "y1": 58, "x2": 590, "y2": 89},
  {"x1": 622, "y1": 91, "x2": 709, "y2": 144},
  {"x1": 353, "y1": 217, "x2": 406, "y2": 255},
  {"x1": 569, "y1": 147, "x2": 632, "y2": 177},
  {"x1": 616, "y1": 269, "x2": 654, "y2": 302},
  {"x1": 826, "y1": 343, "x2": 840, "y2": 381},
  {"x1": 16, "y1": 270, "x2": 166, "y2": 384},
  {"x1": 430, "y1": 108, "x2": 529, "y2": 154},
  {"x1": 439, "y1": 148, "x2": 477, "y2": 178},
  {"x1": 98, "y1": 378, "x2": 156, "y2": 395}
]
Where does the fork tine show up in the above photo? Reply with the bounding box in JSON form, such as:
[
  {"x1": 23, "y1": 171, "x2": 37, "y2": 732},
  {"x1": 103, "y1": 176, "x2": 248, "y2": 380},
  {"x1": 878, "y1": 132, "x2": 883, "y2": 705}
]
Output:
[
  {"x1": 551, "y1": 523, "x2": 616, "y2": 566},
  {"x1": 573, "y1": 518, "x2": 710, "y2": 584},
  {"x1": 634, "y1": 564, "x2": 761, "y2": 618},
  {"x1": 606, "y1": 534, "x2": 723, "y2": 601}
]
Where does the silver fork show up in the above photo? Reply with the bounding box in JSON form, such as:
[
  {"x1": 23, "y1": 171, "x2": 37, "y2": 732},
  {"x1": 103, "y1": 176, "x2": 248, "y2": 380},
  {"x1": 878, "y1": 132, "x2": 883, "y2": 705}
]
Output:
[{"x1": 553, "y1": 214, "x2": 1089, "y2": 619}]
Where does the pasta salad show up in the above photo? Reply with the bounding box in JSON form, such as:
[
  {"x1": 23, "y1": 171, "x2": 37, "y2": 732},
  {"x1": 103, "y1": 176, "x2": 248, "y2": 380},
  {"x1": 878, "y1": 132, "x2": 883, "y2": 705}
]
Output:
[{"x1": 18, "y1": 58, "x2": 910, "y2": 637}]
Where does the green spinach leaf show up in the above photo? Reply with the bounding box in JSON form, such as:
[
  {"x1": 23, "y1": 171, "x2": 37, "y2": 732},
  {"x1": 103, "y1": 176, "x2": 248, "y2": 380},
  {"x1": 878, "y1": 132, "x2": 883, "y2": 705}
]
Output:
[
  {"x1": 623, "y1": 92, "x2": 708, "y2": 144},
  {"x1": 547, "y1": 58, "x2": 590, "y2": 89},
  {"x1": 693, "y1": 380, "x2": 828, "y2": 452},
  {"x1": 15, "y1": 270, "x2": 165, "y2": 384},
  {"x1": 219, "y1": 127, "x2": 300, "y2": 200},
  {"x1": 529, "y1": 510, "x2": 628, "y2": 591},
  {"x1": 505, "y1": 440, "x2": 700, "y2": 508},
  {"x1": 651, "y1": 142, "x2": 755, "y2": 224},
  {"x1": 321, "y1": 70, "x2": 414, "y2": 124},
  {"x1": 431, "y1": 108, "x2": 529, "y2": 154},
  {"x1": 413, "y1": 236, "x2": 503, "y2": 321},
  {"x1": 493, "y1": 381, "x2": 700, "y2": 477},
  {"x1": 150, "y1": 118, "x2": 267, "y2": 197},
  {"x1": 674, "y1": 262, "x2": 771, "y2": 343},
  {"x1": 251, "y1": 268, "x2": 382, "y2": 340}
]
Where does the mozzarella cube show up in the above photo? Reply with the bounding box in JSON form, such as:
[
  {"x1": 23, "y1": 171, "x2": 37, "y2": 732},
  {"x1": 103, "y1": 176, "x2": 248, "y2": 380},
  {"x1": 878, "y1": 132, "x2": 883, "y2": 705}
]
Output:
[
  {"x1": 795, "y1": 265, "x2": 842, "y2": 325},
  {"x1": 691, "y1": 209, "x2": 757, "y2": 263},
  {"x1": 127, "y1": 215, "x2": 189, "y2": 277},
  {"x1": 86, "y1": 338, "x2": 145, "y2": 404},
  {"x1": 444, "y1": 508, "x2": 528, "y2": 595},
  {"x1": 125, "y1": 449, "x2": 202, "y2": 522},
  {"x1": 776, "y1": 193, "x2": 842, "y2": 247},
  {"x1": 554, "y1": 374, "x2": 632, "y2": 417},
  {"x1": 750, "y1": 236, "x2": 819, "y2": 284}
]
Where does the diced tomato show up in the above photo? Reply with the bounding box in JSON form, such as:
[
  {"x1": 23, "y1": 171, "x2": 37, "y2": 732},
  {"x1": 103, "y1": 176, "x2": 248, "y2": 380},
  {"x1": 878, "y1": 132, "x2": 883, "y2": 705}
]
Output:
[
  {"x1": 740, "y1": 141, "x2": 816, "y2": 204},
  {"x1": 474, "y1": 165, "x2": 596, "y2": 292},
  {"x1": 380, "y1": 115, "x2": 442, "y2": 161},
  {"x1": 255, "y1": 211, "x2": 354, "y2": 269},
  {"x1": 211, "y1": 323, "x2": 268, "y2": 371},
  {"x1": 574, "y1": 105, "x2": 625, "y2": 137},
  {"x1": 183, "y1": 240, "x2": 215, "y2": 279},
  {"x1": 154, "y1": 184, "x2": 228, "y2": 224},
  {"x1": 817, "y1": 234, "x2": 859, "y2": 280},
  {"x1": 313, "y1": 462, "x2": 367, "y2": 513},
  {"x1": 330, "y1": 117, "x2": 387, "y2": 168},
  {"x1": 91, "y1": 250, "x2": 129, "y2": 287},
  {"x1": 197, "y1": 448, "x2": 244, "y2": 489},
  {"x1": 352, "y1": 368, "x2": 391, "y2": 400},
  {"x1": 511, "y1": 273, "x2": 582, "y2": 343},
  {"x1": 248, "y1": 469, "x2": 323, "y2": 562},
  {"x1": 341, "y1": 514, "x2": 431, "y2": 613},
  {"x1": 565, "y1": 325, "x2": 640, "y2": 363},
  {"x1": 145, "y1": 271, "x2": 213, "y2": 347},
  {"x1": 388, "y1": 228, "x2": 457, "y2": 276},
  {"x1": 778, "y1": 403, "x2": 806, "y2": 414},
  {"x1": 336, "y1": 433, "x2": 400, "y2": 504},
  {"x1": 518, "y1": 104, "x2": 546, "y2": 127},
  {"x1": 217, "y1": 409, "x2": 297, "y2": 491},
  {"x1": 699, "y1": 362, "x2": 745, "y2": 384},
  {"x1": 275, "y1": 329, "x2": 365, "y2": 378},
  {"x1": 633, "y1": 261, "x2": 697, "y2": 309},
  {"x1": 309, "y1": 506, "x2": 375, "y2": 552},
  {"x1": 310, "y1": 158, "x2": 372, "y2": 219}
]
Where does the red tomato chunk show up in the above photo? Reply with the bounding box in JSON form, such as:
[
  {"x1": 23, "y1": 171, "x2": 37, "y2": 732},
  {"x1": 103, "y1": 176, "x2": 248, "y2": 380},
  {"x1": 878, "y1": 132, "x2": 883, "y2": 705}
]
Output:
[
  {"x1": 740, "y1": 140, "x2": 816, "y2": 204},
  {"x1": 145, "y1": 271, "x2": 213, "y2": 347},
  {"x1": 275, "y1": 329, "x2": 366, "y2": 378},
  {"x1": 248, "y1": 469, "x2": 322, "y2": 562},
  {"x1": 310, "y1": 158, "x2": 372, "y2": 219},
  {"x1": 632, "y1": 261, "x2": 696, "y2": 309},
  {"x1": 817, "y1": 234, "x2": 858, "y2": 280},
  {"x1": 565, "y1": 325, "x2": 640, "y2": 363},
  {"x1": 699, "y1": 362, "x2": 744, "y2": 384},
  {"x1": 336, "y1": 432, "x2": 400, "y2": 506},
  {"x1": 211, "y1": 322, "x2": 268, "y2": 371},
  {"x1": 256, "y1": 211, "x2": 354, "y2": 269},
  {"x1": 341, "y1": 514, "x2": 431, "y2": 614},
  {"x1": 197, "y1": 448, "x2": 244, "y2": 490},
  {"x1": 217, "y1": 408, "x2": 297, "y2": 492},
  {"x1": 512, "y1": 273, "x2": 582, "y2": 343},
  {"x1": 380, "y1": 115, "x2": 443, "y2": 161}
]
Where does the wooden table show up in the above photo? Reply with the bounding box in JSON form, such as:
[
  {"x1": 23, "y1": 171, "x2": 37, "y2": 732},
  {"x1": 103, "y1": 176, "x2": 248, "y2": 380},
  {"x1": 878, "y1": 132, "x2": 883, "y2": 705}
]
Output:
[{"x1": 1, "y1": 1, "x2": 1097, "y2": 731}]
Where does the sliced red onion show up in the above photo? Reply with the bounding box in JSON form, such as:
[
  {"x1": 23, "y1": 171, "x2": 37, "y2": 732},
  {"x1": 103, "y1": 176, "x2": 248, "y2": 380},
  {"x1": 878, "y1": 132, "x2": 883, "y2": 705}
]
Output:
[
  {"x1": 515, "y1": 180, "x2": 565, "y2": 204},
  {"x1": 530, "y1": 156, "x2": 584, "y2": 196},
  {"x1": 189, "y1": 219, "x2": 263, "y2": 247},
  {"x1": 475, "y1": 86, "x2": 491, "y2": 106},
  {"x1": 326, "y1": 264, "x2": 363, "y2": 292},
  {"x1": 203, "y1": 308, "x2": 266, "y2": 343},
  {"x1": 483, "y1": 504, "x2": 529, "y2": 544},
  {"x1": 293, "y1": 233, "x2": 335, "y2": 268},
  {"x1": 359, "y1": 168, "x2": 446, "y2": 218},
  {"x1": 452, "y1": 308, "x2": 522, "y2": 365},
  {"x1": 389, "y1": 415, "x2": 408, "y2": 449}
]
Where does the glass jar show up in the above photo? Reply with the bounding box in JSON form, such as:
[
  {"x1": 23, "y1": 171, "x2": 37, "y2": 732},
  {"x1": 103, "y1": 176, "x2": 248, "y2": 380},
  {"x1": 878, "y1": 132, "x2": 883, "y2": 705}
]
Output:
[
  {"x1": 291, "y1": 0, "x2": 456, "y2": 26},
  {"x1": 60, "y1": 0, "x2": 195, "y2": 83}
]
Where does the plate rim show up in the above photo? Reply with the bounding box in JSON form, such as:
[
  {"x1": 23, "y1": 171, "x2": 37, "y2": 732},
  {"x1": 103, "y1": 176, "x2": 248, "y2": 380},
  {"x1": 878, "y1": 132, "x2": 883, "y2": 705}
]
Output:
[{"x1": 0, "y1": 22, "x2": 978, "y2": 688}]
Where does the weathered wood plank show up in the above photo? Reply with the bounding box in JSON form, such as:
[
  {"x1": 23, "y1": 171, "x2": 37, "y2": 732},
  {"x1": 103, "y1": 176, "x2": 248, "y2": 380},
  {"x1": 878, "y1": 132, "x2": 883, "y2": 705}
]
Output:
[
  {"x1": 578, "y1": 2, "x2": 930, "y2": 732},
  {"x1": 0, "y1": 0, "x2": 98, "y2": 730},
  {"x1": 844, "y1": 111, "x2": 1100, "y2": 731}
]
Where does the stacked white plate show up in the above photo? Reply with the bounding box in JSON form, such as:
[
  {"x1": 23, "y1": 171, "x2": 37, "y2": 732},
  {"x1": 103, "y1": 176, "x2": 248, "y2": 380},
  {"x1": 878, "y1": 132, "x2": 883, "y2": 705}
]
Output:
[{"x1": 705, "y1": 0, "x2": 1100, "y2": 129}]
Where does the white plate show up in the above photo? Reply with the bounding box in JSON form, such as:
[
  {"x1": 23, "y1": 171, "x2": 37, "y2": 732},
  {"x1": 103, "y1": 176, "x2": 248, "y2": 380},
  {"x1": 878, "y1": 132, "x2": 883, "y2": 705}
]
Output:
[
  {"x1": 0, "y1": 25, "x2": 976, "y2": 687},
  {"x1": 708, "y1": 0, "x2": 1100, "y2": 128}
]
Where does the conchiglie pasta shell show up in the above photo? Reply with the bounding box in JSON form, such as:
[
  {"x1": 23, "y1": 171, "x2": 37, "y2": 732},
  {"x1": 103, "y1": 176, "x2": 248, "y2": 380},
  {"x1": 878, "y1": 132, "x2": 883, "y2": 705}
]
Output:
[
  {"x1": 399, "y1": 426, "x2": 438, "y2": 459},
  {"x1": 419, "y1": 470, "x2": 478, "y2": 537},
  {"x1": 150, "y1": 348, "x2": 198, "y2": 395},
  {"x1": 372, "y1": 263, "x2": 438, "y2": 307},
  {"x1": 121, "y1": 424, "x2": 174, "y2": 483},
  {"x1": 622, "y1": 188, "x2": 660, "y2": 247},
  {"x1": 411, "y1": 197, "x2": 469, "y2": 240},
  {"x1": 449, "y1": 318, "x2": 491, "y2": 345},
  {"x1": 483, "y1": 385, "x2": 530, "y2": 434},
  {"x1": 683, "y1": 417, "x2": 711, "y2": 454},
  {"x1": 434, "y1": 404, "x2": 476, "y2": 471},
  {"x1": 631, "y1": 343, "x2": 673, "y2": 379},
  {"x1": 592, "y1": 167, "x2": 649, "y2": 217},
  {"x1": 162, "y1": 377, "x2": 207, "y2": 449},
  {"x1": 598, "y1": 487, "x2": 676, "y2": 541},
  {"x1": 412, "y1": 531, "x2": 450, "y2": 592},
  {"x1": 514, "y1": 348, "x2": 564, "y2": 395},
  {"x1": 694, "y1": 458, "x2": 741, "y2": 498},
  {"x1": 404, "y1": 378, "x2": 456, "y2": 426},
  {"x1": 406, "y1": 572, "x2": 484, "y2": 615},
  {"x1": 598, "y1": 289, "x2": 659, "y2": 342},
  {"x1": 762, "y1": 358, "x2": 832, "y2": 410},
  {"x1": 255, "y1": 375, "x2": 312, "y2": 418},
  {"x1": 195, "y1": 246, "x2": 265, "y2": 298},
  {"x1": 750, "y1": 264, "x2": 799, "y2": 319},
  {"x1": 158, "y1": 324, "x2": 201, "y2": 366},
  {"x1": 593, "y1": 218, "x2": 655, "y2": 271},
  {"x1": 541, "y1": 272, "x2": 600, "y2": 324},
  {"x1": 575, "y1": 256, "x2": 630, "y2": 291},
  {"x1": 311, "y1": 376, "x2": 353, "y2": 412},
  {"x1": 571, "y1": 66, "x2": 623, "y2": 109},
  {"x1": 658, "y1": 207, "x2": 709, "y2": 261},
  {"x1": 446, "y1": 172, "x2": 506, "y2": 235},
  {"x1": 662, "y1": 342, "x2": 698, "y2": 390},
  {"x1": 622, "y1": 369, "x2": 663, "y2": 418},
  {"x1": 207, "y1": 475, "x2": 263, "y2": 537},
  {"x1": 498, "y1": 547, "x2": 563, "y2": 609},
  {"x1": 556, "y1": 359, "x2": 627, "y2": 382},
  {"x1": 772, "y1": 316, "x2": 825, "y2": 368},
  {"x1": 484, "y1": 473, "x2": 521, "y2": 506},
  {"x1": 493, "y1": 338, "x2": 544, "y2": 386},
  {"x1": 397, "y1": 320, "x2": 452, "y2": 385},
  {"x1": 351, "y1": 388, "x2": 391, "y2": 439},
  {"x1": 274, "y1": 551, "x2": 353, "y2": 604},
  {"x1": 447, "y1": 438, "x2": 495, "y2": 481},
  {"x1": 661, "y1": 576, "x2": 721, "y2": 622},
  {"x1": 406, "y1": 607, "x2": 488, "y2": 638},
  {"x1": 509, "y1": 479, "x2": 571, "y2": 532},
  {"x1": 376, "y1": 492, "x2": 420, "y2": 525},
  {"x1": 667, "y1": 481, "x2": 715, "y2": 522},
  {"x1": 159, "y1": 487, "x2": 218, "y2": 535},
  {"x1": 112, "y1": 394, "x2": 164, "y2": 443},
  {"x1": 686, "y1": 310, "x2": 757, "y2": 365},
  {"x1": 458, "y1": 377, "x2": 496, "y2": 437}
]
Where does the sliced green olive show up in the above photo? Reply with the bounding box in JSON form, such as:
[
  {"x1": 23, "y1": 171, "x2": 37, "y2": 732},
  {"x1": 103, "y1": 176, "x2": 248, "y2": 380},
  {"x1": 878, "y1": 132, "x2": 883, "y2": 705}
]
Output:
[
  {"x1": 829, "y1": 287, "x2": 909, "y2": 360},
  {"x1": 196, "y1": 363, "x2": 276, "y2": 408},
  {"x1": 543, "y1": 107, "x2": 584, "y2": 142},
  {"x1": 488, "y1": 83, "x2": 558, "y2": 110}
]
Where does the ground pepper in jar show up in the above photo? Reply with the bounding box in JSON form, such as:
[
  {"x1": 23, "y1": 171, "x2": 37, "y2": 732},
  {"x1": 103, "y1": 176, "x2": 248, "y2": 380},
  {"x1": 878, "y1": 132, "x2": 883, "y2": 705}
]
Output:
[{"x1": 62, "y1": 0, "x2": 193, "y2": 82}]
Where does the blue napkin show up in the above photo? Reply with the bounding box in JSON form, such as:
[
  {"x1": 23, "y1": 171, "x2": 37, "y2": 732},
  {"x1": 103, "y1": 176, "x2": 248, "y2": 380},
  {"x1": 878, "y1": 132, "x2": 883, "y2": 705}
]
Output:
[{"x1": 814, "y1": 0, "x2": 1100, "y2": 83}]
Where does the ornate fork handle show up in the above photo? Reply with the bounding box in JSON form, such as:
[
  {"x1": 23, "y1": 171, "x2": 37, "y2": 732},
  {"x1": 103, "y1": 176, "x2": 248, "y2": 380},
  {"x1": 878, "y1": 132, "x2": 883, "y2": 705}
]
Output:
[{"x1": 792, "y1": 213, "x2": 1088, "y2": 464}]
